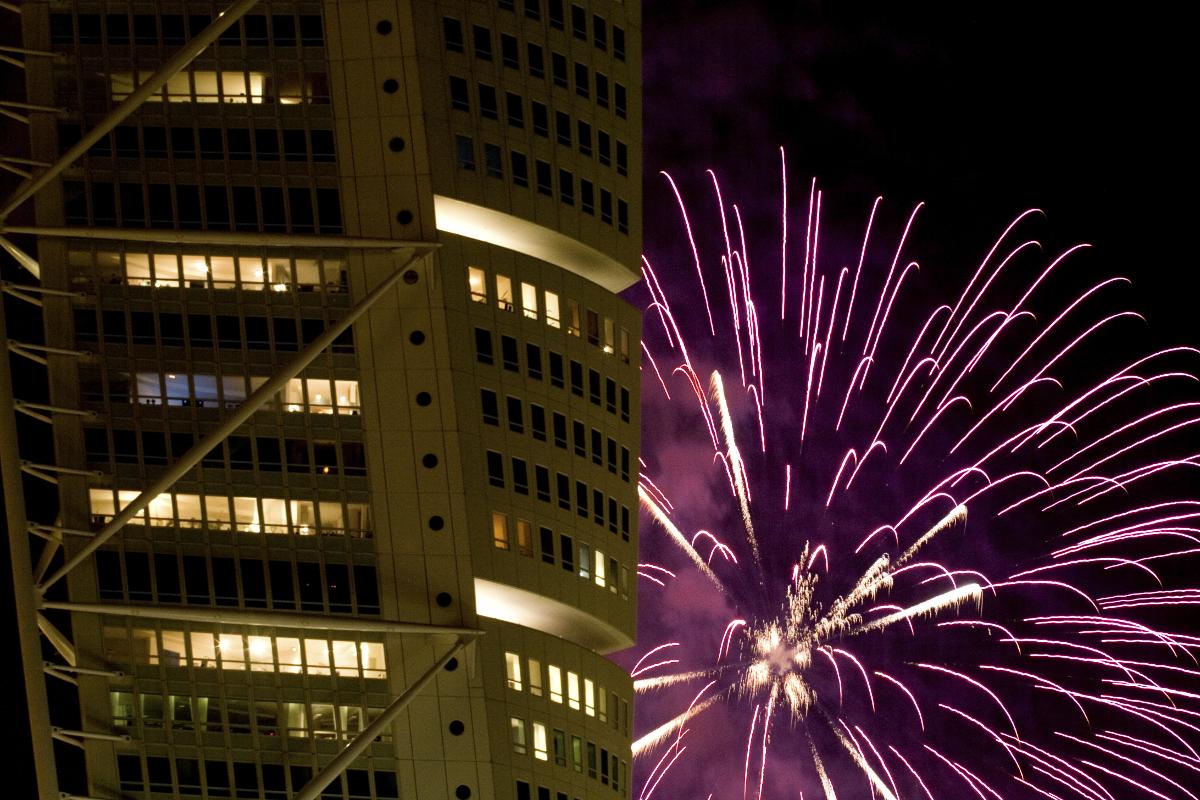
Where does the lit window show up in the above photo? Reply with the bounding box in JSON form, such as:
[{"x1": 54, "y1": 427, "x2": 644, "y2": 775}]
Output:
[
  {"x1": 532, "y1": 722, "x2": 549, "y2": 761},
  {"x1": 603, "y1": 317, "x2": 615, "y2": 354},
  {"x1": 468, "y1": 266, "x2": 487, "y2": 303},
  {"x1": 511, "y1": 717, "x2": 527, "y2": 754},
  {"x1": 567, "y1": 300, "x2": 581, "y2": 337},
  {"x1": 594, "y1": 549, "x2": 607, "y2": 588},
  {"x1": 505, "y1": 651, "x2": 523, "y2": 690},
  {"x1": 521, "y1": 282, "x2": 538, "y2": 320},
  {"x1": 598, "y1": 688, "x2": 608, "y2": 722},
  {"x1": 111, "y1": 70, "x2": 269, "y2": 104},
  {"x1": 619, "y1": 328, "x2": 630, "y2": 363},
  {"x1": 545, "y1": 291, "x2": 561, "y2": 328},
  {"x1": 517, "y1": 519, "x2": 533, "y2": 556},
  {"x1": 528, "y1": 658, "x2": 543, "y2": 696},
  {"x1": 548, "y1": 665, "x2": 563, "y2": 703},
  {"x1": 492, "y1": 512, "x2": 510, "y2": 550},
  {"x1": 567, "y1": 671, "x2": 581, "y2": 710},
  {"x1": 584, "y1": 678, "x2": 596, "y2": 716},
  {"x1": 496, "y1": 274, "x2": 514, "y2": 312},
  {"x1": 579, "y1": 543, "x2": 591, "y2": 580}
]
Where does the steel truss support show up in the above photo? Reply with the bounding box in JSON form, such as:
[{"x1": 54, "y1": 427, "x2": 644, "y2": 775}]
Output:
[
  {"x1": 295, "y1": 637, "x2": 473, "y2": 800},
  {"x1": 8, "y1": 340, "x2": 93, "y2": 365},
  {"x1": 15, "y1": 401, "x2": 98, "y2": 424},
  {"x1": 0, "y1": 0, "x2": 266, "y2": 221},
  {"x1": 0, "y1": 234, "x2": 40, "y2": 277},
  {"x1": 21, "y1": 460, "x2": 103, "y2": 484},
  {"x1": 37, "y1": 244, "x2": 436, "y2": 593},
  {"x1": 44, "y1": 662, "x2": 125, "y2": 678},
  {"x1": 50, "y1": 728, "x2": 131, "y2": 745}
]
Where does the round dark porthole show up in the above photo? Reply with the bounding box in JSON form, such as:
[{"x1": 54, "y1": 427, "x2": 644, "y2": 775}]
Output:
[
  {"x1": 396, "y1": 209, "x2": 414, "y2": 225},
  {"x1": 435, "y1": 591, "x2": 453, "y2": 608},
  {"x1": 388, "y1": 136, "x2": 406, "y2": 152},
  {"x1": 376, "y1": 19, "x2": 393, "y2": 34},
  {"x1": 455, "y1": 786, "x2": 471, "y2": 799},
  {"x1": 422, "y1": 453, "x2": 438, "y2": 468},
  {"x1": 448, "y1": 719, "x2": 465, "y2": 736},
  {"x1": 444, "y1": 657, "x2": 459, "y2": 672},
  {"x1": 382, "y1": 78, "x2": 400, "y2": 94},
  {"x1": 428, "y1": 514, "x2": 444, "y2": 530},
  {"x1": 415, "y1": 391, "x2": 432, "y2": 407},
  {"x1": 409, "y1": 330, "x2": 426, "y2": 345}
]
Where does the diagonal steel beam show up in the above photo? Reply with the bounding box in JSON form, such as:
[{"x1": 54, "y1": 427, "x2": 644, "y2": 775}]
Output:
[
  {"x1": 0, "y1": 0, "x2": 264, "y2": 220},
  {"x1": 295, "y1": 637, "x2": 473, "y2": 800},
  {"x1": 37, "y1": 246, "x2": 436, "y2": 593}
]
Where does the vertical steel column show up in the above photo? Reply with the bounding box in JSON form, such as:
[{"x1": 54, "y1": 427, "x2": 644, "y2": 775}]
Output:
[{"x1": 0, "y1": 298, "x2": 60, "y2": 800}]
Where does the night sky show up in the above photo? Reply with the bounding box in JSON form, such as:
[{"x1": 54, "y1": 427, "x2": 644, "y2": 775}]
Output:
[{"x1": 619, "y1": 1, "x2": 1199, "y2": 797}]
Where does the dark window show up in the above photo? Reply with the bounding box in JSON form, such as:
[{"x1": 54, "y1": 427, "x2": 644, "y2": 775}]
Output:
[
  {"x1": 501, "y1": 335, "x2": 519, "y2": 371},
  {"x1": 524, "y1": 0, "x2": 541, "y2": 21},
  {"x1": 615, "y1": 83, "x2": 627, "y2": 118},
  {"x1": 501, "y1": 34, "x2": 519, "y2": 68},
  {"x1": 621, "y1": 387, "x2": 631, "y2": 421},
  {"x1": 587, "y1": 313, "x2": 601, "y2": 347},
  {"x1": 449, "y1": 76, "x2": 469, "y2": 111},
  {"x1": 614, "y1": 26, "x2": 626, "y2": 60},
  {"x1": 540, "y1": 527, "x2": 555, "y2": 564},
  {"x1": 574, "y1": 62, "x2": 589, "y2": 98},
  {"x1": 512, "y1": 458, "x2": 529, "y2": 495},
  {"x1": 506, "y1": 93, "x2": 524, "y2": 127},
  {"x1": 535, "y1": 160, "x2": 553, "y2": 196},
  {"x1": 241, "y1": 560, "x2": 267, "y2": 608},
  {"x1": 484, "y1": 143, "x2": 504, "y2": 178},
  {"x1": 556, "y1": 111, "x2": 572, "y2": 146},
  {"x1": 517, "y1": 781, "x2": 532, "y2": 800},
  {"x1": 601, "y1": 189, "x2": 613, "y2": 224},
  {"x1": 557, "y1": 474, "x2": 571, "y2": 511},
  {"x1": 551, "y1": 52, "x2": 568, "y2": 88},
  {"x1": 591, "y1": 429, "x2": 603, "y2": 465},
  {"x1": 573, "y1": 420, "x2": 586, "y2": 457},
  {"x1": 609, "y1": 497, "x2": 618, "y2": 532},
  {"x1": 456, "y1": 135, "x2": 476, "y2": 170},
  {"x1": 475, "y1": 327, "x2": 494, "y2": 364},
  {"x1": 506, "y1": 396, "x2": 525, "y2": 433},
  {"x1": 536, "y1": 465, "x2": 551, "y2": 502},
  {"x1": 576, "y1": 481, "x2": 588, "y2": 518},
  {"x1": 606, "y1": 378, "x2": 617, "y2": 413},
  {"x1": 549, "y1": 352, "x2": 565, "y2": 388},
  {"x1": 621, "y1": 446, "x2": 631, "y2": 481},
  {"x1": 481, "y1": 389, "x2": 500, "y2": 425},
  {"x1": 355, "y1": 566, "x2": 380, "y2": 613},
  {"x1": 298, "y1": 562, "x2": 323, "y2": 611},
  {"x1": 570, "y1": 360, "x2": 584, "y2": 396},
  {"x1": 593, "y1": 15, "x2": 608, "y2": 49},
  {"x1": 532, "y1": 102, "x2": 549, "y2": 136},
  {"x1": 581, "y1": 179, "x2": 595, "y2": 214},
  {"x1": 527, "y1": 343, "x2": 544, "y2": 379},
  {"x1": 96, "y1": 551, "x2": 123, "y2": 600},
  {"x1": 607, "y1": 438, "x2": 618, "y2": 473},
  {"x1": 577, "y1": 121, "x2": 593, "y2": 156},
  {"x1": 311, "y1": 130, "x2": 335, "y2": 162},
  {"x1": 479, "y1": 84, "x2": 498, "y2": 119},
  {"x1": 156, "y1": 554, "x2": 181, "y2": 602},
  {"x1": 527, "y1": 43, "x2": 545, "y2": 78},
  {"x1": 621, "y1": 506, "x2": 631, "y2": 540},
  {"x1": 486, "y1": 451, "x2": 505, "y2": 488},
  {"x1": 549, "y1": 0, "x2": 565, "y2": 29},
  {"x1": 553, "y1": 413, "x2": 567, "y2": 448},
  {"x1": 618, "y1": 199, "x2": 629, "y2": 233},
  {"x1": 617, "y1": 141, "x2": 629, "y2": 176},
  {"x1": 561, "y1": 534, "x2": 574, "y2": 571},
  {"x1": 531, "y1": 405, "x2": 547, "y2": 440},
  {"x1": 270, "y1": 561, "x2": 295, "y2": 609},
  {"x1": 443, "y1": 17, "x2": 464, "y2": 52},
  {"x1": 593, "y1": 489, "x2": 604, "y2": 525},
  {"x1": 596, "y1": 72, "x2": 609, "y2": 108},
  {"x1": 559, "y1": 170, "x2": 574, "y2": 205},
  {"x1": 571, "y1": 5, "x2": 586, "y2": 38},
  {"x1": 473, "y1": 25, "x2": 492, "y2": 60},
  {"x1": 511, "y1": 151, "x2": 529, "y2": 187},
  {"x1": 298, "y1": 15, "x2": 324, "y2": 45},
  {"x1": 598, "y1": 130, "x2": 611, "y2": 165}
]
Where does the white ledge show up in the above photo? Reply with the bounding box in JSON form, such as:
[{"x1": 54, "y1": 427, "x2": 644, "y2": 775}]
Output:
[
  {"x1": 433, "y1": 195, "x2": 639, "y2": 293},
  {"x1": 473, "y1": 578, "x2": 633, "y2": 654}
]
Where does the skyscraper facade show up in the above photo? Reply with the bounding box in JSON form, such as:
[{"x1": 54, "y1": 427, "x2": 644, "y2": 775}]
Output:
[{"x1": 4, "y1": 1, "x2": 640, "y2": 798}]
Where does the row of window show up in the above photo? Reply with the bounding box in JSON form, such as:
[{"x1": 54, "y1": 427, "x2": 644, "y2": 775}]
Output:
[
  {"x1": 511, "y1": 722, "x2": 626, "y2": 792},
  {"x1": 448, "y1": 4, "x2": 627, "y2": 61},
  {"x1": 74, "y1": 308, "x2": 356, "y2": 354},
  {"x1": 89, "y1": 489, "x2": 372, "y2": 539},
  {"x1": 50, "y1": 13, "x2": 326, "y2": 48},
  {"x1": 492, "y1": 512, "x2": 629, "y2": 598},
  {"x1": 504, "y1": 650, "x2": 628, "y2": 731},
  {"x1": 68, "y1": 123, "x2": 337, "y2": 164},
  {"x1": 116, "y1": 756, "x2": 399, "y2": 800},
  {"x1": 452, "y1": 135, "x2": 629, "y2": 232},
  {"x1": 470, "y1": 269, "x2": 634, "y2": 364},
  {"x1": 482, "y1": 390, "x2": 631, "y2": 481},
  {"x1": 84, "y1": 428, "x2": 368, "y2": 478},
  {"x1": 112, "y1": 691, "x2": 389, "y2": 742},
  {"x1": 102, "y1": 627, "x2": 387, "y2": 679},
  {"x1": 69, "y1": 250, "x2": 350, "y2": 293},
  {"x1": 95, "y1": 549, "x2": 380, "y2": 615},
  {"x1": 108, "y1": 69, "x2": 330, "y2": 105},
  {"x1": 64, "y1": 181, "x2": 344, "y2": 233},
  {"x1": 485, "y1": 451, "x2": 632, "y2": 541},
  {"x1": 87, "y1": 373, "x2": 362, "y2": 416},
  {"x1": 475, "y1": 328, "x2": 632, "y2": 422}
]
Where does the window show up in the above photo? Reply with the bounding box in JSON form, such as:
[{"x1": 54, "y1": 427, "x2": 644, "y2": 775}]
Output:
[
  {"x1": 532, "y1": 722, "x2": 549, "y2": 761},
  {"x1": 567, "y1": 671, "x2": 581, "y2": 710},
  {"x1": 585, "y1": 678, "x2": 596, "y2": 716},
  {"x1": 621, "y1": 447, "x2": 630, "y2": 481},
  {"x1": 587, "y1": 742, "x2": 598, "y2": 778},
  {"x1": 501, "y1": 335, "x2": 520, "y2": 371},
  {"x1": 598, "y1": 130, "x2": 611, "y2": 165},
  {"x1": 574, "y1": 62, "x2": 589, "y2": 98},
  {"x1": 524, "y1": 0, "x2": 541, "y2": 20},
  {"x1": 532, "y1": 101, "x2": 549, "y2": 136},
  {"x1": 572, "y1": 736, "x2": 584, "y2": 772},
  {"x1": 568, "y1": 301, "x2": 582, "y2": 336},
  {"x1": 596, "y1": 73, "x2": 609, "y2": 108},
  {"x1": 545, "y1": 291, "x2": 561, "y2": 328},
  {"x1": 593, "y1": 15, "x2": 608, "y2": 49},
  {"x1": 573, "y1": 421, "x2": 587, "y2": 457},
  {"x1": 505, "y1": 651, "x2": 523, "y2": 690},
  {"x1": 617, "y1": 141, "x2": 628, "y2": 176},
  {"x1": 557, "y1": 473, "x2": 571, "y2": 511},
  {"x1": 449, "y1": 76, "x2": 469, "y2": 111},
  {"x1": 517, "y1": 519, "x2": 533, "y2": 556},
  {"x1": 604, "y1": 318, "x2": 616, "y2": 354},
  {"x1": 496, "y1": 274, "x2": 514, "y2": 312},
  {"x1": 549, "y1": 0, "x2": 565, "y2": 28},
  {"x1": 468, "y1": 266, "x2": 487, "y2": 303},
  {"x1": 455, "y1": 135, "x2": 475, "y2": 170},
  {"x1": 521, "y1": 282, "x2": 539, "y2": 319},
  {"x1": 601, "y1": 189, "x2": 613, "y2": 224},
  {"x1": 484, "y1": 143, "x2": 504, "y2": 178},
  {"x1": 553, "y1": 413, "x2": 567, "y2": 448},
  {"x1": 556, "y1": 111, "x2": 572, "y2": 146},
  {"x1": 539, "y1": 528, "x2": 555, "y2": 564},
  {"x1": 486, "y1": 451, "x2": 505, "y2": 487},
  {"x1": 560, "y1": 535, "x2": 574, "y2": 571},
  {"x1": 511, "y1": 717, "x2": 527, "y2": 754},
  {"x1": 619, "y1": 199, "x2": 629, "y2": 233},
  {"x1": 549, "y1": 352, "x2": 565, "y2": 388},
  {"x1": 559, "y1": 170, "x2": 574, "y2": 205},
  {"x1": 587, "y1": 310, "x2": 601, "y2": 346},
  {"x1": 571, "y1": 5, "x2": 586, "y2": 38},
  {"x1": 614, "y1": 26, "x2": 626, "y2": 60},
  {"x1": 620, "y1": 330, "x2": 631, "y2": 365},
  {"x1": 579, "y1": 542, "x2": 591, "y2": 579},
  {"x1": 552, "y1": 52, "x2": 568, "y2": 88},
  {"x1": 527, "y1": 43, "x2": 545, "y2": 78},
  {"x1": 474, "y1": 328, "x2": 494, "y2": 364},
  {"x1": 598, "y1": 688, "x2": 608, "y2": 722},
  {"x1": 594, "y1": 552, "x2": 607, "y2": 589},
  {"x1": 481, "y1": 389, "x2": 500, "y2": 425},
  {"x1": 506, "y1": 396, "x2": 524, "y2": 433},
  {"x1": 527, "y1": 344, "x2": 544, "y2": 380},
  {"x1": 501, "y1": 34, "x2": 520, "y2": 68},
  {"x1": 592, "y1": 429, "x2": 603, "y2": 464},
  {"x1": 553, "y1": 729, "x2": 567, "y2": 766},
  {"x1": 512, "y1": 151, "x2": 529, "y2": 187},
  {"x1": 536, "y1": 465, "x2": 551, "y2": 501},
  {"x1": 535, "y1": 160, "x2": 553, "y2": 196},
  {"x1": 473, "y1": 25, "x2": 492, "y2": 60},
  {"x1": 443, "y1": 17, "x2": 464, "y2": 52},
  {"x1": 578, "y1": 121, "x2": 593, "y2": 156},
  {"x1": 506, "y1": 92, "x2": 524, "y2": 127},
  {"x1": 493, "y1": 512, "x2": 510, "y2": 550},
  {"x1": 479, "y1": 84, "x2": 498, "y2": 119},
  {"x1": 581, "y1": 180, "x2": 595, "y2": 214},
  {"x1": 529, "y1": 658, "x2": 544, "y2": 696},
  {"x1": 512, "y1": 458, "x2": 530, "y2": 495},
  {"x1": 548, "y1": 665, "x2": 564, "y2": 703},
  {"x1": 615, "y1": 83, "x2": 627, "y2": 118},
  {"x1": 531, "y1": 404, "x2": 547, "y2": 439},
  {"x1": 570, "y1": 361, "x2": 584, "y2": 396}
]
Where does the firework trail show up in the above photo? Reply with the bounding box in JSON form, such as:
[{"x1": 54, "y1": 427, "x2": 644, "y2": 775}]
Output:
[{"x1": 626, "y1": 150, "x2": 1200, "y2": 799}]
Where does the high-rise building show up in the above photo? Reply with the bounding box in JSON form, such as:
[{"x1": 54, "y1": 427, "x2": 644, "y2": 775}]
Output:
[{"x1": 2, "y1": 2, "x2": 640, "y2": 798}]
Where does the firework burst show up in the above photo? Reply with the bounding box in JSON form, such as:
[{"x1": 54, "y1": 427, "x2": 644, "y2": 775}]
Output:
[{"x1": 625, "y1": 151, "x2": 1200, "y2": 799}]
